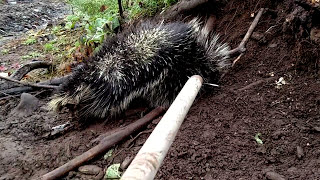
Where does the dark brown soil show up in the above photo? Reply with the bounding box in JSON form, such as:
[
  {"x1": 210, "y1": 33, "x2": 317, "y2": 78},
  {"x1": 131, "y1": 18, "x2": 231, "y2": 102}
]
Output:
[{"x1": 1, "y1": 0, "x2": 320, "y2": 180}]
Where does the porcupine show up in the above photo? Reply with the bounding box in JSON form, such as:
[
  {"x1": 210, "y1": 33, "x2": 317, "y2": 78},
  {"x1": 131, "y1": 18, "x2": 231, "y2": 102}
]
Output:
[{"x1": 49, "y1": 19, "x2": 230, "y2": 120}]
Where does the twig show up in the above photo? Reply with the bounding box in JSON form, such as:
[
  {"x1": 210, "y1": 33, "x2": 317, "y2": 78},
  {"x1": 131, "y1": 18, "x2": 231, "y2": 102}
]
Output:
[
  {"x1": 42, "y1": 107, "x2": 165, "y2": 180},
  {"x1": 232, "y1": 53, "x2": 244, "y2": 67},
  {"x1": 10, "y1": 61, "x2": 52, "y2": 80},
  {"x1": 0, "y1": 90, "x2": 20, "y2": 100},
  {"x1": 0, "y1": 75, "x2": 58, "y2": 89},
  {"x1": 227, "y1": 8, "x2": 265, "y2": 57},
  {"x1": 124, "y1": 129, "x2": 153, "y2": 148}
]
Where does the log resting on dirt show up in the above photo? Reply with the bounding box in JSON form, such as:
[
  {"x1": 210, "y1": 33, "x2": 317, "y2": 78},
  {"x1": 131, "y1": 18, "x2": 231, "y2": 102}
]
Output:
[{"x1": 42, "y1": 107, "x2": 165, "y2": 180}]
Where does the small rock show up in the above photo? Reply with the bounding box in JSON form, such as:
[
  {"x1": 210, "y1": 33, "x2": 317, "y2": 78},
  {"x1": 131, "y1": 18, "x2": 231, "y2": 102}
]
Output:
[
  {"x1": 272, "y1": 130, "x2": 285, "y2": 140},
  {"x1": 265, "y1": 171, "x2": 286, "y2": 180},
  {"x1": 11, "y1": 93, "x2": 39, "y2": 116},
  {"x1": 296, "y1": 146, "x2": 304, "y2": 159},
  {"x1": 78, "y1": 165, "x2": 102, "y2": 175},
  {"x1": 252, "y1": 32, "x2": 264, "y2": 41},
  {"x1": 120, "y1": 156, "x2": 134, "y2": 170},
  {"x1": 313, "y1": 126, "x2": 320, "y2": 132},
  {"x1": 268, "y1": 43, "x2": 278, "y2": 48},
  {"x1": 310, "y1": 27, "x2": 320, "y2": 44},
  {"x1": 287, "y1": 167, "x2": 297, "y2": 173},
  {"x1": 203, "y1": 173, "x2": 214, "y2": 180},
  {"x1": 256, "y1": 146, "x2": 267, "y2": 155}
]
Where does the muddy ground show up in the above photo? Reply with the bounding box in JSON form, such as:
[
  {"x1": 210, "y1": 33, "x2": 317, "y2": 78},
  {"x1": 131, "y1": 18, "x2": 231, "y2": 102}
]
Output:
[{"x1": 1, "y1": 0, "x2": 320, "y2": 179}]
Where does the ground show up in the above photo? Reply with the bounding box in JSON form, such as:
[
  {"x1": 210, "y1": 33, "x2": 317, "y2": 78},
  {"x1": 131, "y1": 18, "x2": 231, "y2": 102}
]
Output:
[{"x1": 1, "y1": 0, "x2": 320, "y2": 179}]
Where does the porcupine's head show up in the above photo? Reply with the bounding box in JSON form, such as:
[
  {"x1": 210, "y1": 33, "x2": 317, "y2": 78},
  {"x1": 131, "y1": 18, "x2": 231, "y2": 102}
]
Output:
[{"x1": 47, "y1": 64, "x2": 95, "y2": 116}]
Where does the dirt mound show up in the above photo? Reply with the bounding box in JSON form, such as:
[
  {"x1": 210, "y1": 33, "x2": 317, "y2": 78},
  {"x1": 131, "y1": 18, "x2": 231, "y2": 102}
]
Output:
[{"x1": 1, "y1": 0, "x2": 320, "y2": 179}]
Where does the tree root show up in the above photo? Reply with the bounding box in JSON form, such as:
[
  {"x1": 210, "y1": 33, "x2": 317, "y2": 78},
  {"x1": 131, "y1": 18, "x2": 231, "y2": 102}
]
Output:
[
  {"x1": 0, "y1": 75, "x2": 70, "y2": 97},
  {"x1": 0, "y1": 75, "x2": 58, "y2": 89},
  {"x1": 228, "y1": 8, "x2": 265, "y2": 58},
  {"x1": 10, "y1": 60, "x2": 52, "y2": 80},
  {"x1": 0, "y1": 60, "x2": 53, "y2": 90},
  {"x1": 42, "y1": 107, "x2": 165, "y2": 180}
]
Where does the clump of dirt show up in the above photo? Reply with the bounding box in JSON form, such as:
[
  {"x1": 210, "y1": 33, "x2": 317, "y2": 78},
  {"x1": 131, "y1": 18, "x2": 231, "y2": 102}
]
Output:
[{"x1": 1, "y1": 0, "x2": 320, "y2": 179}]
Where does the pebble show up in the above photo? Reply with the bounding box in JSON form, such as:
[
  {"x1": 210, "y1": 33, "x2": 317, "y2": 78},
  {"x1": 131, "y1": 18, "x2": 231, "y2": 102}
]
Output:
[
  {"x1": 296, "y1": 146, "x2": 304, "y2": 159},
  {"x1": 265, "y1": 171, "x2": 286, "y2": 180},
  {"x1": 310, "y1": 27, "x2": 320, "y2": 44},
  {"x1": 78, "y1": 165, "x2": 102, "y2": 175},
  {"x1": 268, "y1": 43, "x2": 278, "y2": 48},
  {"x1": 11, "y1": 93, "x2": 39, "y2": 117}
]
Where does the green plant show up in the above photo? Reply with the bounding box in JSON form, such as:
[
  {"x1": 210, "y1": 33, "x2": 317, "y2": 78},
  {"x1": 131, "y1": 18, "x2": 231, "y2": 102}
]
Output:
[
  {"x1": 254, "y1": 133, "x2": 263, "y2": 145},
  {"x1": 22, "y1": 52, "x2": 43, "y2": 60},
  {"x1": 1, "y1": 49, "x2": 9, "y2": 55},
  {"x1": 52, "y1": 25, "x2": 63, "y2": 34},
  {"x1": 44, "y1": 42, "x2": 55, "y2": 52},
  {"x1": 23, "y1": 37, "x2": 37, "y2": 45}
]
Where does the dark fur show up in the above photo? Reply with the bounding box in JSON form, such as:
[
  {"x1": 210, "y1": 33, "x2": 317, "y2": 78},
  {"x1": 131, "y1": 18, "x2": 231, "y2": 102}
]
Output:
[{"x1": 49, "y1": 20, "x2": 230, "y2": 120}]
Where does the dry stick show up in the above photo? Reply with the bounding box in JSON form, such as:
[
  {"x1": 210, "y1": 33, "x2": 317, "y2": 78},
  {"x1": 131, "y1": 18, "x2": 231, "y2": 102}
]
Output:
[
  {"x1": 0, "y1": 75, "x2": 58, "y2": 89},
  {"x1": 10, "y1": 61, "x2": 52, "y2": 80},
  {"x1": 228, "y1": 8, "x2": 265, "y2": 57},
  {"x1": 232, "y1": 53, "x2": 244, "y2": 67},
  {"x1": 42, "y1": 107, "x2": 165, "y2": 180}
]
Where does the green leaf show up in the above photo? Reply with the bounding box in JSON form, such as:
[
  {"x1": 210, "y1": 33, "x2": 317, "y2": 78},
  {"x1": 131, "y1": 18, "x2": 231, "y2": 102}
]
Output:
[
  {"x1": 104, "y1": 163, "x2": 121, "y2": 179},
  {"x1": 104, "y1": 149, "x2": 113, "y2": 159},
  {"x1": 254, "y1": 133, "x2": 263, "y2": 145},
  {"x1": 65, "y1": 22, "x2": 75, "y2": 30},
  {"x1": 44, "y1": 43, "x2": 55, "y2": 52},
  {"x1": 23, "y1": 38, "x2": 37, "y2": 45},
  {"x1": 111, "y1": 17, "x2": 120, "y2": 30}
]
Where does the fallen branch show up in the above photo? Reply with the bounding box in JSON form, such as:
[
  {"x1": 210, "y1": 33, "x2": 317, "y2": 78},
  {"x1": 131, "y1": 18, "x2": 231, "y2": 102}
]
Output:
[
  {"x1": 0, "y1": 75, "x2": 58, "y2": 89},
  {"x1": 227, "y1": 8, "x2": 265, "y2": 57},
  {"x1": 42, "y1": 107, "x2": 165, "y2": 180},
  {"x1": 10, "y1": 61, "x2": 52, "y2": 80}
]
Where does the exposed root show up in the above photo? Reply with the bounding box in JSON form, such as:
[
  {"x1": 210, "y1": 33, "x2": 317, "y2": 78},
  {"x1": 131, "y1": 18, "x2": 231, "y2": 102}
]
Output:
[
  {"x1": 0, "y1": 75, "x2": 58, "y2": 89},
  {"x1": 0, "y1": 75, "x2": 70, "y2": 97},
  {"x1": 228, "y1": 8, "x2": 265, "y2": 57},
  {"x1": 10, "y1": 60, "x2": 52, "y2": 80}
]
